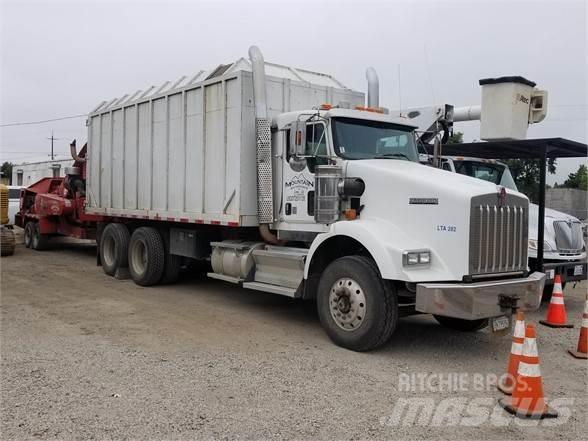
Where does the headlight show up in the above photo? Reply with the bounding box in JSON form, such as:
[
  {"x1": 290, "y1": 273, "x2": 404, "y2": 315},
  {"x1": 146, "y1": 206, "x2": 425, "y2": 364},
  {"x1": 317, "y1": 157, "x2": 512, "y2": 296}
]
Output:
[
  {"x1": 403, "y1": 250, "x2": 431, "y2": 266},
  {"x1": 528, "y1": 239, "x2": 553, "y2": 251}
]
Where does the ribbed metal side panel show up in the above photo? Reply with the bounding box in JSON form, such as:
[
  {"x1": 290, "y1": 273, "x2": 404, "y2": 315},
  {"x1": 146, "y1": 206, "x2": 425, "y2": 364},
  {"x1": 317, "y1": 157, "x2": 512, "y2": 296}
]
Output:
[
  {"x1": 469, "y1": 194, "x2": 528, "y2": 276},
  {"x1": 553, "y1": 221, "x2": 583, "y2": 252},
  {"x1": 255, "y1": 118, "x2": 273, "y2": 223}
]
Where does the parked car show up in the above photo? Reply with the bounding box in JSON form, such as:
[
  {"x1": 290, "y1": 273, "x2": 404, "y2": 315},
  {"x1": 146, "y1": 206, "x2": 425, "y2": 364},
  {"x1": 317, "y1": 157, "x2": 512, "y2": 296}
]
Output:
[{"x1": 7, "y1": 186, "x2": 22, "y2": 225}]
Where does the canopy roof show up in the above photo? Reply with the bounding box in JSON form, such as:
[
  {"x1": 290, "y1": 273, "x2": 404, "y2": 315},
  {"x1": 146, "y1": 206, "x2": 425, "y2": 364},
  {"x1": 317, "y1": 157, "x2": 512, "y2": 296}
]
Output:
[{"x1": 440, "y1": 138, "x2": 587, "y2": 159}]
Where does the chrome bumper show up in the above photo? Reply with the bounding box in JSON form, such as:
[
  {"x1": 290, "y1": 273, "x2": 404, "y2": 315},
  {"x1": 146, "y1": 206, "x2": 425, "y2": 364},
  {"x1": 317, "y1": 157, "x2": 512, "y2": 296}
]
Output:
[{"x1": 415, "y1": 272, "x2": 545, "y2": 320}]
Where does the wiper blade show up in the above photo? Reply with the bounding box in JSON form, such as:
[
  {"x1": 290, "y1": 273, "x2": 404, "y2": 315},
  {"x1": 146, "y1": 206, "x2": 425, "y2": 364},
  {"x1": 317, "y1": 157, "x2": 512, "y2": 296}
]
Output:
[{"x1": 374, "y1": 153, "x2": 411, "y2": 160}]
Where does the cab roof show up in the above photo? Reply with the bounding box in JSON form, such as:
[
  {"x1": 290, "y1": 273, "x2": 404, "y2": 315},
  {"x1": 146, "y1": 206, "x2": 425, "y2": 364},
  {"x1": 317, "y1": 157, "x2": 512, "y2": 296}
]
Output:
[{"x1": 273, "y1": 108, "x2": 418, "y2": 130}]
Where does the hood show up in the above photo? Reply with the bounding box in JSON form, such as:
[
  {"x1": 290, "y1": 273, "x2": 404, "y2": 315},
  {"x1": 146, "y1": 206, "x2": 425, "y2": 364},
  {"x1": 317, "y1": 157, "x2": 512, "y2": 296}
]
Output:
[
  {"x1": 346, "y1": 159, "x2": 528, "y2": 200},
  {"x1": 343, "y1": 159, "x2": 529, "y2": 280},
  {"x1": 529, "y1": 203, "x2": 581, "y2": 225},
  {"x1": 528, "y1": 202, "x2": 585, "y2": 257}
]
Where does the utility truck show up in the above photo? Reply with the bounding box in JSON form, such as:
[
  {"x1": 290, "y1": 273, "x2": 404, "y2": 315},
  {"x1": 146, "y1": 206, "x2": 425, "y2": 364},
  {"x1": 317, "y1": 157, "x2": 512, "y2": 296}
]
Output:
[
  {"x1": 403, "y1": 76, "x2": 585, "y2": 301},
  {"x1": 17, "y1": 47, "x2": 545, "y2": 351}
]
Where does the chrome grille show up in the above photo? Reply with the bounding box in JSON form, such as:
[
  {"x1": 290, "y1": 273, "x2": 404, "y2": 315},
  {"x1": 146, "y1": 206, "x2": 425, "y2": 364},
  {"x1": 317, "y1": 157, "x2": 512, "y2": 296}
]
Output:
[
  {"x1": 469, "y1": 194, "x2": 528, "y2": 276},
  {"x1": 553, "y1": 220, "x2": 583, "y2": 252}
]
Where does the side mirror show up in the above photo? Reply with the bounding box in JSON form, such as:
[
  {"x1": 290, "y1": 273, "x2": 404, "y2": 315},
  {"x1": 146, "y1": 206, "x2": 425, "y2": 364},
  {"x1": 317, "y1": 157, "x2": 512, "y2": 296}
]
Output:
[{"x1": 289, "y1": 121, "x2": 306, "y2": 157}]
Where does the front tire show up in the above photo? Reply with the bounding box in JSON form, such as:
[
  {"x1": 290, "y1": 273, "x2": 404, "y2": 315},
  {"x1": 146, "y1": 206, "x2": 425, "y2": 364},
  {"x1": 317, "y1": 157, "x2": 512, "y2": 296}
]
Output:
[
  {"x1": 128, "y1": 227, "x2": 165, "y2": 286},
  {"x1": 100, "y1": 223, "x2": 130, "y2": 276},
  {"x1": 24, "y1": 222, "x2": 34, "y2": 248},
  {"x1": 30, "y1": 223, "x2": 48, "y2": 251},
  {"x1": 317, "y1": 256, "x2": 398, "y2": 351},
  {"x1": 433, "y1": 315, "x2": 488, "y2": 332}
]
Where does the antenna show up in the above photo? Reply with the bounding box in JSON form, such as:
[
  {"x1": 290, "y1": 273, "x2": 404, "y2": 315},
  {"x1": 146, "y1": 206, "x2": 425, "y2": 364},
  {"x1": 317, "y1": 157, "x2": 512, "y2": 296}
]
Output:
[{"x1": 47, "y1": 130, "x2": 60, "y2": 160}]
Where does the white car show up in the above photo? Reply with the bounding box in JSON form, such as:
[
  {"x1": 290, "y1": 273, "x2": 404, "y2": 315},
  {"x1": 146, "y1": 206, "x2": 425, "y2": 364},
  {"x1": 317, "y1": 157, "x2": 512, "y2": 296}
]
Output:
[{"x1": 7, "y1": 185, "x2": 22, "y2": 225}]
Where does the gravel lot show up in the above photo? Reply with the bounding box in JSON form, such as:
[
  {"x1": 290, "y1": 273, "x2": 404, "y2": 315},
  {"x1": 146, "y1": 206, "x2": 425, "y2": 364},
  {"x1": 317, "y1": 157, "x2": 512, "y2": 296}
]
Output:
[{"x1": 1, "y1": 241, "x2": 587, "y2": 440}]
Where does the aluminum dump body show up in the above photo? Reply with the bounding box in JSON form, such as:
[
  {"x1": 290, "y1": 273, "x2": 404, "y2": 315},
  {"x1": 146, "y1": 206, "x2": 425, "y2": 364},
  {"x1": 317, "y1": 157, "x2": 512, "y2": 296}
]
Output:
[{"x1": 85, "y1": 59, "x2": 364, "y2": 226}]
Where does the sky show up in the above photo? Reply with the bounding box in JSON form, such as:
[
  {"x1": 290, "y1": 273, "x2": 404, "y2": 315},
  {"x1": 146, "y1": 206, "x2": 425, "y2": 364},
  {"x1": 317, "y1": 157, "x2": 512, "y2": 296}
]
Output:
[{"x1": 1, "y1": 0, "x2": 586, "y2": 184}]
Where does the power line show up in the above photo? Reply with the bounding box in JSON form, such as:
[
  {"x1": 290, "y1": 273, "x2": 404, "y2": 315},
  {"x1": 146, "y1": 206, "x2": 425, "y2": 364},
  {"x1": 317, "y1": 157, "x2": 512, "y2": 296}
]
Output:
[{"x1": 0, "y1": 114, "x2": 86, "y2": 127}]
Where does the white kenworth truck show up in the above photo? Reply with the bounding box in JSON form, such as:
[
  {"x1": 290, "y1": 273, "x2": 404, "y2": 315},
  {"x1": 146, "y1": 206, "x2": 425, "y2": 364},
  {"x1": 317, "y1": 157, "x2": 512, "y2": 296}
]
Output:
[{"x1": 84, "y1": 46, "x2": 544, "y2": 351}]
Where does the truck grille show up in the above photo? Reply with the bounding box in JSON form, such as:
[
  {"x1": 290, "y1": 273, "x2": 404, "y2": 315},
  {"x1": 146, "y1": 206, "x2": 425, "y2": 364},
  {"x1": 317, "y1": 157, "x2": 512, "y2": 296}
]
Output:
[
  {"x1": 469, "y1": 194, "x2": 528, "y2": 276},
  {"x1": 553, "y1": 220, "x2": 583, "y2": 253}
]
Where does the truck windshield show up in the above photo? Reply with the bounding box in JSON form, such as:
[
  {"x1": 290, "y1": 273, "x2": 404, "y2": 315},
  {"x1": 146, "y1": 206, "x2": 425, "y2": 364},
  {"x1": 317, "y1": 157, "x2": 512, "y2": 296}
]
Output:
[
  {"x1": 453, "y1": 160, "x2": 518, "y2": 191},
  {"x1": 331, "y1": 117, "x2": 418, "y2": 161}
]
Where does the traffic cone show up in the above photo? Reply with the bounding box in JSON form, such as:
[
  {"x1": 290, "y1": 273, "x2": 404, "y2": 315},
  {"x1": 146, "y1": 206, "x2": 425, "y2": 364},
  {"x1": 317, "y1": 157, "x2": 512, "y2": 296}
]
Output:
[
  {"x1": 499, "y1": 324, "x2": 558, "y2": 419},
  {"x1": 539, "y1": 275, "x2": 573, "y2": 328},
  {"x1": 568, "y1": 295, "x2": 588, "y2": 359},
  {"x1": 497, "y1": 311, "x2": 525, "y2": 395}
]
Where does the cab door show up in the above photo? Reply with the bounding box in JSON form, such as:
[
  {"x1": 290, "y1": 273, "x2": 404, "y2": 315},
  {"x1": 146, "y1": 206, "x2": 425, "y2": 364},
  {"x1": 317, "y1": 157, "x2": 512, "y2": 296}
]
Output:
[{"x1": 281, "y1": 121, "x2": 328, "y2": 224}]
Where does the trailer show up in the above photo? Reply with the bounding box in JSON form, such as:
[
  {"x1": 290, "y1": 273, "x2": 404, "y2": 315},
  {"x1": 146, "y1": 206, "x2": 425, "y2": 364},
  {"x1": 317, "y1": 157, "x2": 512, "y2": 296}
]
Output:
[{"x1": 18, "y1": 46, "x2": 547, "y2": 351}]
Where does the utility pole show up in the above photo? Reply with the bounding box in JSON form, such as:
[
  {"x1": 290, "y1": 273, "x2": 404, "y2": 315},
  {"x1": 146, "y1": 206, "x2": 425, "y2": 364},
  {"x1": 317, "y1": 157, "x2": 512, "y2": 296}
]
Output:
[{"x1": 47, "y1": 130, "x2": 60, "y2": 160}]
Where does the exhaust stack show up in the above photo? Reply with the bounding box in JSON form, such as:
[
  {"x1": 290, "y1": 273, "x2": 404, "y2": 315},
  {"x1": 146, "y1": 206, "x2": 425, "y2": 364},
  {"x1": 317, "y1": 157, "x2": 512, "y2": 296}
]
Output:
[
  {"x1": 248, "y1": 45, "x2": 278, "y2": 244},
  {"x1": 366, "y1": 67, "x2": 379, "y2": 108}
]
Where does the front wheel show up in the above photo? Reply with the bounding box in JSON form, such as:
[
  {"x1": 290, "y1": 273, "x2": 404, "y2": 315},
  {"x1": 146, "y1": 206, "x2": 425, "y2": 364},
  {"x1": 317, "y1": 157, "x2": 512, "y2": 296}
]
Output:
[
  {"x1": 433, "y1": 315, "x2": 488, "y2": 332},
  {"x1": 30, "y1": 223, "x2": 48, "y2": 251},
  {"x1": 317, "y1": 256, "x2": 398, "y2": 352},
  {"x1": 24, "y1": 222, "x2": 34, "y2": 248}
]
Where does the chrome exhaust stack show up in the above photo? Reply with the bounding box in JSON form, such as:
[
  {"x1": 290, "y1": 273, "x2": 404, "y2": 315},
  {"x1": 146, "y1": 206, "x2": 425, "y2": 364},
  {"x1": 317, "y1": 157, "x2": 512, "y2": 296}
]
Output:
[
  {"x1": 249, "y1": 45, "x2": 278, "y2": 244},
  {"x1": 366, "y1": 67, "x2": 379, "y2": 108}
]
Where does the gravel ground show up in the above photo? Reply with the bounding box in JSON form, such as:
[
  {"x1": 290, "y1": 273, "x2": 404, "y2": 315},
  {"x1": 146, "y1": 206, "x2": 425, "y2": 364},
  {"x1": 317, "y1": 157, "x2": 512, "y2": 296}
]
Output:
[{"x1": 1, "y1": 240, "x2": 587, "y2": 440}]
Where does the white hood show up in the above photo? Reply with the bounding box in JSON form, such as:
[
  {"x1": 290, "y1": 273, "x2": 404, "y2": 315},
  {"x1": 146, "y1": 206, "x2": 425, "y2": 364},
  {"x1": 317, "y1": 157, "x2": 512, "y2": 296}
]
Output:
[
  {"x1": 528, "y1": 203, "x2": 586, "y2": 260},
  {"x1": 344, "y1": 159, "x2": 528, "y2": 280}
]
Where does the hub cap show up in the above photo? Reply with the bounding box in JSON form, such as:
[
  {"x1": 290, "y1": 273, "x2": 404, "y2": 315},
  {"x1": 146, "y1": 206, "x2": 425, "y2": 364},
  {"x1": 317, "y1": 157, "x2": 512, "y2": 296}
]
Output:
[
  {"x1": 329, "y1": 278, "x2": 366, "y2": 331},
  {"x1": 102, "y1": 236, "x2": 116, "y2": 267},
  {"x1": 130, "y1": 240, "x2": 148, "y2": 275}
]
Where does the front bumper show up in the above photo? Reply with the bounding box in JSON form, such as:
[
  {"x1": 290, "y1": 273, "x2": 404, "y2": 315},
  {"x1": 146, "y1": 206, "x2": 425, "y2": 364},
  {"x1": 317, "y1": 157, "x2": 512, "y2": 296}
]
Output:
[
  {"x1": 415, "y1": 272, "x2": 545, "y2": 320},
  {"x1": 531, "y1": 259, "x2": 587, "y2": 285}
]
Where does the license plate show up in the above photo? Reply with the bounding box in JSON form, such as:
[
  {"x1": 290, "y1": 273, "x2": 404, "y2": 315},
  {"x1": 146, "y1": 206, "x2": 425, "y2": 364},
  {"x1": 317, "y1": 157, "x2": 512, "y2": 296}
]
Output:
[
  {"x1": 574, "y1": 265, "x2": 583, "y2": 276},
  {"x1": 492, "y1": 315, "x2": 510, "y2": 332}
]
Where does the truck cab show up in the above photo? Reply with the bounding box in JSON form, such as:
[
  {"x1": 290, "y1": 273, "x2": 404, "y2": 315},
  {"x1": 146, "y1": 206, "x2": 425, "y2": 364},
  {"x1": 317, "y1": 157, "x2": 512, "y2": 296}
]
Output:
[{"x1": 256, "y1": 101, "x2": 544, "y2": 350}]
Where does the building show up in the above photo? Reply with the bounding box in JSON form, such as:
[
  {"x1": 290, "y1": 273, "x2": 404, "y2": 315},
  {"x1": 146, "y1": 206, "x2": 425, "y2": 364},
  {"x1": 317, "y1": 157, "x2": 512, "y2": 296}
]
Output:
[
  {"x1": 546, "y1": 188, "x2": 588, "y2": 221},
  {"x1": 12, "y1": 157, "x2": 72, "y2": 187}
]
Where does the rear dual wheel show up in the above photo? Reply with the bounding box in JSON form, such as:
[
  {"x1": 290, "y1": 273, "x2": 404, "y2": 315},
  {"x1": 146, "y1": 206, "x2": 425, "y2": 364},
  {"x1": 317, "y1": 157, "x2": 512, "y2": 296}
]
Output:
[
  {"x1": 128, "y1": 227, "x2": 166, "y2": 286},
  {"x1": 100, "y1": 223, "x2": 130, "y2": 276}
]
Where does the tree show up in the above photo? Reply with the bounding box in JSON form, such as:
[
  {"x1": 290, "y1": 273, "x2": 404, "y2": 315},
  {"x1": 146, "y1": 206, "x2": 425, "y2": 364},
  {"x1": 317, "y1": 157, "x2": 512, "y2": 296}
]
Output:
[
  {"x1": 561, "y1": 164, "x2": 588, "y2": 191},
  {"x1": 504, "y1": 159, "x2": 556, "y2": 203},
  {"x1": 446, "y1": 131, "x2": 463, "y2": 144},
  {"x1": 1, "y1": 162, "x2": 13, "y2": 185},
  {"x1": 442, "y1": 131, "x2": 557, "y2": 203}
]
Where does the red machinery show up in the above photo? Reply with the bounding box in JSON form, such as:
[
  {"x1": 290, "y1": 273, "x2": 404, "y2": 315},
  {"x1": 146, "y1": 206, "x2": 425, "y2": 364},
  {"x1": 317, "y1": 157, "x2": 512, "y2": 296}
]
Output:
[{"x1": 15, "y1": 141, "x2": 102, "y2": 249}]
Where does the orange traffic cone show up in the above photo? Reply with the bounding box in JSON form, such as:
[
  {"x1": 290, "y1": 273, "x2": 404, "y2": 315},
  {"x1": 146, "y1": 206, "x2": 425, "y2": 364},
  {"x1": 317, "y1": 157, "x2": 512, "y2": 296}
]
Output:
[
  {"x1": 540, "y1": 275, "x2": 573, "y2": 328},
  {"x1": 499, "y1": 324, "x2": 558, "y2": 419},
  {"x1": 568, "y1": 295, "x2": 588, "y2": 359},
  {"x1": 497, "y1": 311, "x2": 525, "y2": 395}
]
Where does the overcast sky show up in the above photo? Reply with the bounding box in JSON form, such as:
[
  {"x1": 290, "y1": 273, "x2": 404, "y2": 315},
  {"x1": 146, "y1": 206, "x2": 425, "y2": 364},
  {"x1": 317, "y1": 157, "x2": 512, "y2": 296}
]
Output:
[{"x1": 1, "y1": 0, "x2": 586, "y2": 184}]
